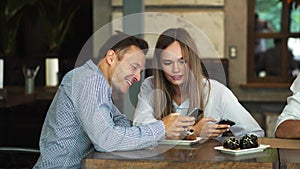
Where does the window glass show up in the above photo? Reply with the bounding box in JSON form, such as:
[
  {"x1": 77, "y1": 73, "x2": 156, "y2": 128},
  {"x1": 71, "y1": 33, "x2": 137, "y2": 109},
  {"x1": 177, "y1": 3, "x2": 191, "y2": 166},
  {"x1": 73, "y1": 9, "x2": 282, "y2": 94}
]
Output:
[
  {"x1": 288, "y1": 38, "x2": 300, "y2": 76},
  {"x1": 248, "y1": 0, "x2": 299, "y2": 83},
  {"x1": 255, "y1": 38, "x2": 298, "y2": 78},
  {"x1": 255, "y1": 0, "x2": 281, "y2": 32},
  {"x1": 290, "y1": 6, "x2": 300, "y2": 33},
  {"x1": 288, "y1": 38, "x2": 300, "y2": 60},
  {"x1": 255, "y1": 38, "x2": 282, "y2": 78}
]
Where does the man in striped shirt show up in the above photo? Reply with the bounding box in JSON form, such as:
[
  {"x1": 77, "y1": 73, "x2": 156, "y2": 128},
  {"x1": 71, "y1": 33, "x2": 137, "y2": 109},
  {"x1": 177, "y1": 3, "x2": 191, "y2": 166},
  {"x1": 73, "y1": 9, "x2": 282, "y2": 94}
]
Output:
[{"x1": 33, "y1": 31, "x2": 195, "y2": 168}]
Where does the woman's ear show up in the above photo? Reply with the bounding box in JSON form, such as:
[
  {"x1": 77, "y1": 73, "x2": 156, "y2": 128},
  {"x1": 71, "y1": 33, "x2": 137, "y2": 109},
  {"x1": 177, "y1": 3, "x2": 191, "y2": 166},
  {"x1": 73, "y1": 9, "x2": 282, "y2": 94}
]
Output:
[{"x1": 105, "y1": 50, "x2": 115, "y2": 65}]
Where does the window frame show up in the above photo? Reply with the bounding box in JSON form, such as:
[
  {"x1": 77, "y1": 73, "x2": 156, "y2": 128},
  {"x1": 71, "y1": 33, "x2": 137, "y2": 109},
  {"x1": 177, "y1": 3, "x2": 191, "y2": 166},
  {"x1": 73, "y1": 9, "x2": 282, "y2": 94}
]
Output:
[{"x1": 247, "y1": 0, "x2": 300, "y2": 85}]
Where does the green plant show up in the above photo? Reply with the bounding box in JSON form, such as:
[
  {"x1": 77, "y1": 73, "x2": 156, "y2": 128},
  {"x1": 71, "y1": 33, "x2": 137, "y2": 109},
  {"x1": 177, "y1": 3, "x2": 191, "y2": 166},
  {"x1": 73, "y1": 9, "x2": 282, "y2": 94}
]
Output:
[
  {"x1": 0, "y1": 0, "x2": 37, "y2": 57},
  {"x1": 38, "y1": 0, "x2": 81, "y2": 55}
]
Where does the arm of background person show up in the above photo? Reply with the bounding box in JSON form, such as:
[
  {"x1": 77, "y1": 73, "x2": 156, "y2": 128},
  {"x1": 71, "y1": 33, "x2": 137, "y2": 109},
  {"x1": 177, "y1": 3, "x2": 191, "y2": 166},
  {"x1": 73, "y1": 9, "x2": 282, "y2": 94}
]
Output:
[
  {"x1": 275, "y1": 74, "x2": 300, "y2": 138},
  {"x1": 275, "y1": 120, "x2": 300, "y2": 138}
]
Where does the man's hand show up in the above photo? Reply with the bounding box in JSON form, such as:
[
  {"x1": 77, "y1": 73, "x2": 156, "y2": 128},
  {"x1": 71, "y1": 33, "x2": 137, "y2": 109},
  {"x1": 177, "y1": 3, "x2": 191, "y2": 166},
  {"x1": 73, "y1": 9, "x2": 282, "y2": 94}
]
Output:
[{"x1": 162, "y1": 113, "x2": 195, "y2": 140}]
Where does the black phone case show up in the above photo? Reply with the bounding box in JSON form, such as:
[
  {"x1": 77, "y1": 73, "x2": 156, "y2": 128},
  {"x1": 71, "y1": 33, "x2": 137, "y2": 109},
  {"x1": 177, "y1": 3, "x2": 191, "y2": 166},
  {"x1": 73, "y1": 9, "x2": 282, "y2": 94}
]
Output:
[
  {"x1": 188, "y1": 108, "x2": 203, "y2": 122},
  {"x1": 218, "y1": 119, "x2": 236, "y2": 126}
]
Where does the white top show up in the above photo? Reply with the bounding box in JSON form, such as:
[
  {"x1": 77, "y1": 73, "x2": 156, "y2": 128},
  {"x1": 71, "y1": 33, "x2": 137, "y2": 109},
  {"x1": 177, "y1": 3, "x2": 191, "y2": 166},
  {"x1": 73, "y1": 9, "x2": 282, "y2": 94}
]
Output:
[
  {"x1": 133, "y1": 76, "x2": 265, "y2": 138},
  {"x1": 275, "y1": 73, "x2": 300, "y2": 131}
]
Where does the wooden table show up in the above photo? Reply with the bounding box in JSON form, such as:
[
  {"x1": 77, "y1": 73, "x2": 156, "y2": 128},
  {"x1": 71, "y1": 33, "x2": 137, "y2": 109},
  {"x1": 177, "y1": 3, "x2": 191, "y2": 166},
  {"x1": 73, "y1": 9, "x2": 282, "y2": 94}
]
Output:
[
  {"x1": 279, "y1": 149, "x2": 300, "y2": 169},
  {"x1": 0, "y1": 86, "x2": 57, "y2": 106},
  {"x1": 259, "y1": 137, "x2": 300, "y2": 149},
  {"x1": 0, "y1": 86, "x2": 57, "y2": 146},
  {"x1": 81, "y1": 139, "x2": 279, "y2": 169},
  {"x1": 260, "y1": 138, "x2": 300, "y2": 169}
]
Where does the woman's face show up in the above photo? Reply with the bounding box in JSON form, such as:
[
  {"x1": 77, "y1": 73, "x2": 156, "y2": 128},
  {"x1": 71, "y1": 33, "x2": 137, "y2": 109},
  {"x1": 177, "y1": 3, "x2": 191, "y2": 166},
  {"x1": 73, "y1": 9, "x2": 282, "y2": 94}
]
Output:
[{"x1": 160, "y1": 41, "x2": 189, "y2": 86}]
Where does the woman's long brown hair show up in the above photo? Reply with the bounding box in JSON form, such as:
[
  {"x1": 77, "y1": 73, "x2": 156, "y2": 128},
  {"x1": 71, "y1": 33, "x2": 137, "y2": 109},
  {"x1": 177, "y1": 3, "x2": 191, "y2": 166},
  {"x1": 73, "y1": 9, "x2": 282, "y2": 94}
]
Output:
[{"x1": 152, "y1": 28, "x2": 210, "y2": 120}]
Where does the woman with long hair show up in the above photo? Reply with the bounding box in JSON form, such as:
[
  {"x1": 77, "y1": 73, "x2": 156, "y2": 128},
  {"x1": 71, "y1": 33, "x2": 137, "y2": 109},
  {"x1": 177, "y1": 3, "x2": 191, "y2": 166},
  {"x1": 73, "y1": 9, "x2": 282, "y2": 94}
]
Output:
[{"x1": 134, "y1": 28, "x2": 264, "y2": 140}]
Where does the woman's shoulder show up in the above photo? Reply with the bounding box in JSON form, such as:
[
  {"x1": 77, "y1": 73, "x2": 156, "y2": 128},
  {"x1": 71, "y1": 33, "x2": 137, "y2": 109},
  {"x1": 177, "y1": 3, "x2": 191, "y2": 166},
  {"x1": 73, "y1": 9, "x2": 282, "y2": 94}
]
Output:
[
  {"x1": 141, "y1": 76, "x2": 154, "y2": 89},
  {"x1": 204, "y1": 78, "x2": 233, "y2": 97},
  {"x1": 143, "y1": 76, "x2": 154, "y2": 84},
  {"x1": 204, "y1": 78, "x2": 227, "y2": 89}
]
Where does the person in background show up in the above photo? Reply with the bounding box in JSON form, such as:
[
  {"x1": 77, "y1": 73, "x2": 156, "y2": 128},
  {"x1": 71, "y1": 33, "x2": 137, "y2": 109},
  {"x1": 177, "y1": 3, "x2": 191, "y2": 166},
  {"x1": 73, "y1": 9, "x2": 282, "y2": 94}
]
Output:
[
  {"x1": 275, "y1": 73, "x2": 300, "y2": 138},
  {"x1": 255, "y1": 38, "x2": 298, "y2": 77},
  {"x1": 33, "y1": 31, "x2": 195, "y2": 168},
  {"x1": 254, "y1": 13, "x2": 275, "y2": 64},
  {"x1": 133, "y1": 28, "x2": 264, "y2": 140}
]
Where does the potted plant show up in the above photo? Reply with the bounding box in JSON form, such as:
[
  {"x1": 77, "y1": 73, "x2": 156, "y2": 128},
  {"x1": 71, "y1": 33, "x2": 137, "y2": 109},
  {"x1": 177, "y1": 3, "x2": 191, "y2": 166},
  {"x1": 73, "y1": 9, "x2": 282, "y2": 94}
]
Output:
[
  {"x1": 0, "y1": 0, "x2": 37, "y2": 88},
  {"x1": 38, "y1": 0, "x2": 81, "y2": 86},
  {"x1": 38, "y1": 0, "x2": 81, "y2": 56},
  {"x1": 0, "y1": 0, "x2": 37, "y2": 57}
]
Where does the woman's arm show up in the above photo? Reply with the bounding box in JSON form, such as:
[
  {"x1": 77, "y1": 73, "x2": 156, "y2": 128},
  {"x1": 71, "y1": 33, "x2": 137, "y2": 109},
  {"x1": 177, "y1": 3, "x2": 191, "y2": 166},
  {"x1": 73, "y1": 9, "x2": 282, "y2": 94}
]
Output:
[
  {"x1": 212, "y1": 81, "x2": 264, "y2": 137},
  {"x1": 133, "y1": 77, "x2": 158, "y2": 125}
]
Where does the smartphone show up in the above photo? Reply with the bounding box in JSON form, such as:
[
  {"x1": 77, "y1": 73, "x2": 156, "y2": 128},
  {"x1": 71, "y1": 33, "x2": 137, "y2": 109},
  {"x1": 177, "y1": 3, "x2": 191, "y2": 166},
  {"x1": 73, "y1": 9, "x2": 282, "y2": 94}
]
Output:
[
  {"x1": 187, "y1": 108, "x2": 203, "y2": 122},
  {"x1": 218, "y1": 119, "x2": 236, "y2": 126}
]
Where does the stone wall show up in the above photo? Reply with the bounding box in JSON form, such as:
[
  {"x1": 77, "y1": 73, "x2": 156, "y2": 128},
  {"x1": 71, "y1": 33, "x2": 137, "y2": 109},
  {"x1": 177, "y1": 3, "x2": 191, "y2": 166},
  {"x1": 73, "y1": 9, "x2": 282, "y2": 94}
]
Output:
[{"x1": 112, "y1": 0, "x2": 225, "y2": 59}]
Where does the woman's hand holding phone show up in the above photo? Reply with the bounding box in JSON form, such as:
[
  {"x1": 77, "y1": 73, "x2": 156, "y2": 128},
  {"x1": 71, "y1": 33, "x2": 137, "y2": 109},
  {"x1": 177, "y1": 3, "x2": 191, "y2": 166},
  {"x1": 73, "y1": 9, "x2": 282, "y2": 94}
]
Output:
[
  {"x1": 216, "y1": 119, "x2": 235, "y2": 130},
  {"x1": 216, "y1": 119, "x2": 235, "y2": 137},
  {"x1": 192, "y1": 117, "x2": 235, "y2": 139},
  {"x1": 218, "y1": 119, "x2": 236, "y2": 126}
]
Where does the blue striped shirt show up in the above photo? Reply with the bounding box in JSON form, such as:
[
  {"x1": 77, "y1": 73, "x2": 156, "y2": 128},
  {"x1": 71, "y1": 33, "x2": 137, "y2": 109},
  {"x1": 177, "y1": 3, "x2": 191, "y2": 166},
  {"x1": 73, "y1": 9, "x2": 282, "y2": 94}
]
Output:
[{"x1": 33, "y1": 60, "x2": 165, "y2": 168}]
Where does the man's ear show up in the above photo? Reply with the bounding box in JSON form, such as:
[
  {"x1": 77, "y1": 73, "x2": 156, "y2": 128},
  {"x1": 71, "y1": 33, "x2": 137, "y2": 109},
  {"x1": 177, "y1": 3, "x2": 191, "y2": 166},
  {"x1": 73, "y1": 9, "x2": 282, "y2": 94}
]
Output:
[{"x1": 105, "y1": 49, "x2": 115, "y2": 65}]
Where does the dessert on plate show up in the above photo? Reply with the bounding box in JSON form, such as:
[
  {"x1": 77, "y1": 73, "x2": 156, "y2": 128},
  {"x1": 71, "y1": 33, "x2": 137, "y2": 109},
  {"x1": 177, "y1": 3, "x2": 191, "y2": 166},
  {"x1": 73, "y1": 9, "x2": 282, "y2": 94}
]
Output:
[
  {"x1": 223, "y1": 134, "x2": 259, "y2": 150},
  {"x1": 183, "y1": 129, "x2": 197, "y2": 140}
]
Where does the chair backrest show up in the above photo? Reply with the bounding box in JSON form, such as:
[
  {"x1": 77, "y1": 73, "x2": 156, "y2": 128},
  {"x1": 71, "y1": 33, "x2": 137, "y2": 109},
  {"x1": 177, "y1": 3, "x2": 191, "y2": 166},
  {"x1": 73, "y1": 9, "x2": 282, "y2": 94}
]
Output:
[
  {"x1": 201, "y1": 58, "x2": 229, "y2": 86},
  {"x1": 0, "y1": 146, "x2": 40, "y2": 168}
]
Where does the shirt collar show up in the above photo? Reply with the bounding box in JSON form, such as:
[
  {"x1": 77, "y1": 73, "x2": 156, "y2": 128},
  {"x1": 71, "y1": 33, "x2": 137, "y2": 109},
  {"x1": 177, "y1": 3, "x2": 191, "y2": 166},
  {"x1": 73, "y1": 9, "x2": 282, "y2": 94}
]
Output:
[{"x1": 172, "y1": 99, "x2": 190, "y2": 114}]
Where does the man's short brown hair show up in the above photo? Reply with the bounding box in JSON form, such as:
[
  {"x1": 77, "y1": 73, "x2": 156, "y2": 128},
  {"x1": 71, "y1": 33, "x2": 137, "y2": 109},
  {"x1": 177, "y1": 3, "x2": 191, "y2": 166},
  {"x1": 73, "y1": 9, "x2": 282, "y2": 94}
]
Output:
[{"x1": 93, "y1": 31, "x2": 148, "y2": 63}]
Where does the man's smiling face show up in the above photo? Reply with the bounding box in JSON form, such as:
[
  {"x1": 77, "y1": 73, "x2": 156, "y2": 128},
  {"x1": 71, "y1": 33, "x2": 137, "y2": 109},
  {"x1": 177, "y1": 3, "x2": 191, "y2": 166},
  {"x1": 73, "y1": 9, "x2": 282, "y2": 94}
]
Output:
[{"x1": 111, "y1": 45, "x2": 145, "y2": 93}]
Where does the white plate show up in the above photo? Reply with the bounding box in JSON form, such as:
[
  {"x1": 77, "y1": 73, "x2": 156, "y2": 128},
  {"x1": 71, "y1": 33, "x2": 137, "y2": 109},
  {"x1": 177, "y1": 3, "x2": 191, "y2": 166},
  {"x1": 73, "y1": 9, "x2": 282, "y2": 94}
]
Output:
[
  {"x1": 214, "y1": 144, "x2": 270, "y2": 156},
  {"x1": 159, "y1": 137, "x2": 203, "y2": 146}
]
